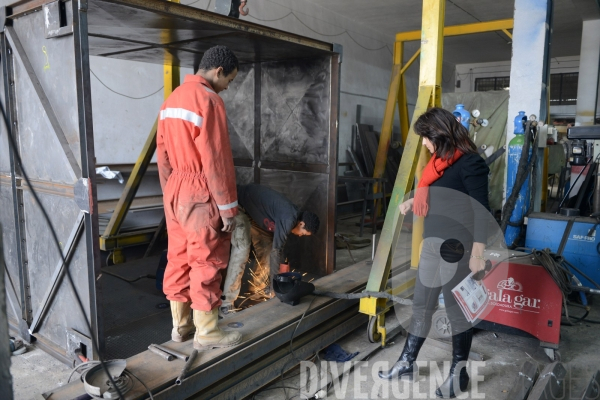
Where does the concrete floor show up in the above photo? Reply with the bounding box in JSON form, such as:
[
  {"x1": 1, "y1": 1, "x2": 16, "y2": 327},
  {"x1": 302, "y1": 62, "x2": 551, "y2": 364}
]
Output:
[
  {"x1": 8, "y1": 215, "x2": 600, "y2": 399},
  {"x1": 249, "y1": 298, "x2": 600, "y2": 400}
]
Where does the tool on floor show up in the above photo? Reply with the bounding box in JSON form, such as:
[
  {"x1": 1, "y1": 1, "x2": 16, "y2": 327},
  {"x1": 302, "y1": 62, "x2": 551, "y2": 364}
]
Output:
[
  {"x1": 82, "y1": 359, "x2": 133, "y2": 398},
  {"x1": 176, "y1": 349, "x2": 198, "y2": 385},
  {"x1": 273, "y1": 272, "x2": 315, "y2": 306},
  {"x1": 148, "y1": 345, "x2": 174, "y2": 361},
  {"x1": 150, "y1": 344, "x2": 190, "y2": 361}
]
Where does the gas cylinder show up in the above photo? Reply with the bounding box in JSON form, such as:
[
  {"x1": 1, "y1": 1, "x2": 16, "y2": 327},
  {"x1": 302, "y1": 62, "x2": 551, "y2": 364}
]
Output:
[
  {"x1": 505, "y1": 111, "x2": 531, "y2": 246},
  {"x1": 453, "y1": 104, "x2": 471, "y2": 130}
]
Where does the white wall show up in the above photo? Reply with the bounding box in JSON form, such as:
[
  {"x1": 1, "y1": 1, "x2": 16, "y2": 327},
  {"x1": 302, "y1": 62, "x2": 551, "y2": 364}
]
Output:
[
  {"x1": 454, "y1": 56, "x2": 600, "y2": 119},
  {"x1": 91, "y1": 0, "x2": 455, "y2": 165}
]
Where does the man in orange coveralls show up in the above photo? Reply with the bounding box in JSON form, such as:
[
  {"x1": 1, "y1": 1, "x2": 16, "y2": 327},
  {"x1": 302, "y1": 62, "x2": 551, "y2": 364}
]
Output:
[{"x1": 157, "y1": 45, "x2": 242, "y2": 350}]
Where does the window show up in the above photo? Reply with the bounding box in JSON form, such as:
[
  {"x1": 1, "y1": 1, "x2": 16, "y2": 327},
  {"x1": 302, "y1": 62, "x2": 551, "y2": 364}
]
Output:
[
  {"x1": 550, "y1": 73, "x2": 578, "y2": 105},
  {"x1": 475, "y1": 76, "x2": 510, "y2": 92}
]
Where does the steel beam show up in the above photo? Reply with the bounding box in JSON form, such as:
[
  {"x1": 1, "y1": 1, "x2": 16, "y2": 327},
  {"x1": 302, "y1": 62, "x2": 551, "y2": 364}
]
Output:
[
  {"x1": 527, "y1": 362, "x2": 567, "y2": 400},
  {"x1": 360, "y1": 85, "x2": 432, "y2": 317},
  {"x1": 395, "y1": 19, "x2": 514, "y2": 42},
  {"x1": 194, "y1": 309, "x2": 366, "y2": 400},
  {"x1": 506, "y1": 360, "x2": 539, "y2": 400},
  {"x1": 580, "y1": 370, "x2": 600, "y2": 400}
]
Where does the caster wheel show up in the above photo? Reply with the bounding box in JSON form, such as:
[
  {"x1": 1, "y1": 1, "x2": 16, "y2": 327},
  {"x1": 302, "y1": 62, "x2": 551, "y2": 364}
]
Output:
[
  {"x1": 543, "y1": 348, "x2": 560, "y2": 361},
  {"x1": 430, "y1": 309, "x2": 452, "y2": 339},
  {"x1": 368, "y1": 316, "x2": 381, "y2": 343},
  {"x1": 106, "y1": 252, "x2": 115, "y2": 267}
]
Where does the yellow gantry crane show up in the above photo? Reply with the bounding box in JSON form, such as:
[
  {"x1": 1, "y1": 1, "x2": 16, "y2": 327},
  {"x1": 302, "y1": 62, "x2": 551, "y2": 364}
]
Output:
[{"x1": 362, "y1": 0, "x2": 513, "y2": 345}]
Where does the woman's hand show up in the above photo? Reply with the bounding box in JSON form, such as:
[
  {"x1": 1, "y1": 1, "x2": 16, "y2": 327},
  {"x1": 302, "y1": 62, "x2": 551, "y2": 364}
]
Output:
[
  {"x1": 469, "y1": 257, "x2": 486, "y2": 275},
  {"x1": 399, "y1": 198, "x2": 414, "y2": 215},
  {"x1": 469, "y1": 242, "x2": 486, "y2": 275}
]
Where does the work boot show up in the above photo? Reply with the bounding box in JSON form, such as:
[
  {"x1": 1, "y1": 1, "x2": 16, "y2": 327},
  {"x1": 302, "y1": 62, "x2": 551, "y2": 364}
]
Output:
[
  {"x1": 170, "y1": 301, "x2": 194, "y2": 342},
  {"x1": 378, "y1": 333, "x2": 426, "y2": 380},
  {"x1": 193, "y1": 308, "x2": 242, "y2": 350},
  {"x1": 435, "y1": 328, "x2": 473, "y2": 398}
]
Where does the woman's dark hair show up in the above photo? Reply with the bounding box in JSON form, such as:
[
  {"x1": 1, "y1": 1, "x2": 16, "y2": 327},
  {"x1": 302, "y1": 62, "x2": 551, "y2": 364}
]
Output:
[
  {"x1": 299, "y1": 211, "x2": 320, "y2": 234},
  {"x1": 413, "y1": 107, "x2": 477, "y2": 160},
  {"x1": 195, "y1": 45, "x2": 239, "y2": 76}
]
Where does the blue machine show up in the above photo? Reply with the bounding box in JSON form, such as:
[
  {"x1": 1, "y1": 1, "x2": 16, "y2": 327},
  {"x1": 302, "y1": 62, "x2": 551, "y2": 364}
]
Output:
[
  {"x1": 525, "y1": 212, "x2": 600, "y2": 288},
  {"x1": 505, "y1": 111, "x2": 531, "y2": 247},
  {"x1": 452, "y1": 104, "x2": 471, "y2": 130}
]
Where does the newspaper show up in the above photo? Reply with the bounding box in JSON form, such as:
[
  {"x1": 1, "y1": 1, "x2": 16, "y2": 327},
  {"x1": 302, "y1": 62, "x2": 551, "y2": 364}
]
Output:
[{"x1": 451, "y1": 273, "x2": 489, "y2": 323}]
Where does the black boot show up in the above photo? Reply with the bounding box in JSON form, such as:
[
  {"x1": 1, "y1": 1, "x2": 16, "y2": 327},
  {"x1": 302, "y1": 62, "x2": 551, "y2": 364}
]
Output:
[
  {"x1": 436, "y1": 328, "x2": 473, "y2": 398},
  {"x1": 378, "y1": 333, "x2": 426, "y2": 380}
]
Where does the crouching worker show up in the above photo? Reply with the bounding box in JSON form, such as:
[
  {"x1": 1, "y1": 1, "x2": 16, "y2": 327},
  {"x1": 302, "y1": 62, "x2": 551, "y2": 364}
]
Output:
[
  {"x1": 157, "y1": 45, "x2": 242, "y2": 350},
  {"x1": 220, "y1": 184, "x2": 320, "y2": 315}
]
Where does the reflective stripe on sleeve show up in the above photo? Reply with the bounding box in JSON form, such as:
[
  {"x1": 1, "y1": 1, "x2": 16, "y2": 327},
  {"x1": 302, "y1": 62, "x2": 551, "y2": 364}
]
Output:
[
  {"x1": 217, "y1": 201, "x2": 238, "y2": 211},
  {"x1": 159, "y1": 108, "x2": 203, "y2": 128}
]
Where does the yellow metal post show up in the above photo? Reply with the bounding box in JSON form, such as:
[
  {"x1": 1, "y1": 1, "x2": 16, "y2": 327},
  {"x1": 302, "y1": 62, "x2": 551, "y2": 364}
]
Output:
[
  {"x1": 409, "y1": 0, "x2": 445, "y2": 268},
  {"x1": 360, "y1": 0, "x2": 446, "y2": 338},
  {"x1": 372, "y1": 52, "x2": 403, "y2": 192}
]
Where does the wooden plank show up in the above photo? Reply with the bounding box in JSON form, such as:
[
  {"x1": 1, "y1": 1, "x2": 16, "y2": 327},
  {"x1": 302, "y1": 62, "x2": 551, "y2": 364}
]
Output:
[{"x1": 43, "y1": 259, "x2": 413, "y2": 399}]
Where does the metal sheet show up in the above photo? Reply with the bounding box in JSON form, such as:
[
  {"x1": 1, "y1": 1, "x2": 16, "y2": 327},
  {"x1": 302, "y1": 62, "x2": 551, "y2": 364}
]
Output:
[
  {"x1": 12, "y1": 5, "x2": 82, "y2": 174},
  {"x1": 220, "y1": 63, "x2": 254, "y2": 160},
  {"x1": 22, "y1": 192, "x2": 91, "y2": 343},
  {"x1": 260, "y1": 57, "x2": 330, "y2": 165},
  {"x1": 234, "y1": 167, "x2": 254, "y2": 185},
  {"x1": 261, "y1": 169, "x2": 328, "y2": 275}
]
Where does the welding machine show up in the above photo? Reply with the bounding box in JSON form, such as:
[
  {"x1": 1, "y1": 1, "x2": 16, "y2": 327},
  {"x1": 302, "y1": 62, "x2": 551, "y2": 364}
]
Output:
[
  {"x1": 475, "y1": 251, "x2": 563, "y2": 360},
  {"x1": 525, "y1": 212, "x2": 600, "y2": 289}
]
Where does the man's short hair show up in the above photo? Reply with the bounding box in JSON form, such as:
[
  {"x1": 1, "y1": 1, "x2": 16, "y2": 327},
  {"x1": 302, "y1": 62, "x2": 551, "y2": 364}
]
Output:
[
  {"x1": 195, "y1": 45, "x2": 239, "y2": 76},
  {"x1": 300, "y1": 211, "x2": 320, "y2": 235}
]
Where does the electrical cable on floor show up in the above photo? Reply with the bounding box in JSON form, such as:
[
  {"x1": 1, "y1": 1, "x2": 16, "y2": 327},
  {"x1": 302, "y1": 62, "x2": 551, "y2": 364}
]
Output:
[
  {"x1": 67, "y1": 361, "x2": 155, "y2": 399},
  {"x1": 528, "y1": 248, "x2": 600, "y2": 326},
  {"x1": 312, "y1": 290, "x2": 413, "y2": 306},
  {"x1": 101, "y1": 269, "x2": 156, "y2": 283}
]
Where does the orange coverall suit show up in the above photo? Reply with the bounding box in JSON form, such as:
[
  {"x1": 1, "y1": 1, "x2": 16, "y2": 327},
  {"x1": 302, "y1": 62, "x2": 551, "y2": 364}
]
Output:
[{"x1": 157, "y1": 75, "x2": 238, "y2": 312}]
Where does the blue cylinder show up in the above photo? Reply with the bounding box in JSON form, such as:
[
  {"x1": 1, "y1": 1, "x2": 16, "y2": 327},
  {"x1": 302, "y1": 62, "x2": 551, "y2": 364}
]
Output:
[
  {"x1": 513, "y1": 111, "x2": 526, "y2": 134},
  {"x1": 453, "y1": 104, "x2": 471, "y2": 130},
  {"x1": 505, "y1": 111, "x2": 531, "y2": 247}
]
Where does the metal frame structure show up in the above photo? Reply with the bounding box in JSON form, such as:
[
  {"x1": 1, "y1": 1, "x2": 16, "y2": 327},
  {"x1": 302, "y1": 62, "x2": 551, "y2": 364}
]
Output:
[
  {"x1": 0, "y1": 0, "x2": 340, "y2": 363},
  {"x1": 359, "y1": 0, "x2": 514, "y2": 345}
]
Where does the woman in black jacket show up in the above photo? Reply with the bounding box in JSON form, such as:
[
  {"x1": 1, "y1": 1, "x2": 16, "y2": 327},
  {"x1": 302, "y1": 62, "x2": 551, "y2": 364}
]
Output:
[{"x1": 379, "y1": 107, "x2": 490, "y2": 399}]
